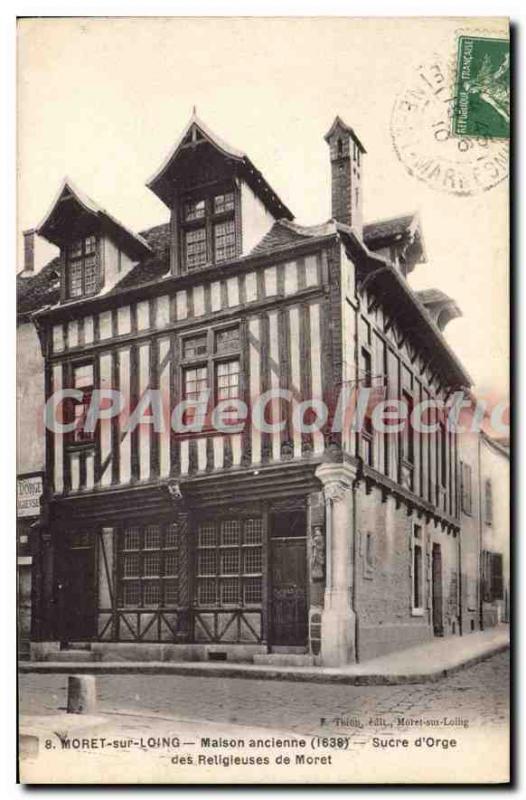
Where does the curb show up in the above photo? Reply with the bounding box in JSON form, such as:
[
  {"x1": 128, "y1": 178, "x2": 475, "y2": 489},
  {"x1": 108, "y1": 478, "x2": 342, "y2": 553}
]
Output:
[{"x1": 18, "y1": 642, "x2": 509, "y2": 686}]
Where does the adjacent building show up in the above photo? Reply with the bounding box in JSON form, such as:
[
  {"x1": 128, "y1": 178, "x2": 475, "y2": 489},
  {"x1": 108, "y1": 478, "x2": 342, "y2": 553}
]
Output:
[{"x1": 17, "y1": 113, "x2": 508, "y2": 665}]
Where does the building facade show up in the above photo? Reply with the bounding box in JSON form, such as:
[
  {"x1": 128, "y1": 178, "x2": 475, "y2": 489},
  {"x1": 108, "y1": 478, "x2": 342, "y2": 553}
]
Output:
[
  {"x1": 458, "y1": 424, "x2": 510, "y2": 634},
  {"x1": 21, "y1": 113, "x2": 488, "y2": 666},
  {"x1": 17, "y1": 230, "x2": 53, "y2": 657}
]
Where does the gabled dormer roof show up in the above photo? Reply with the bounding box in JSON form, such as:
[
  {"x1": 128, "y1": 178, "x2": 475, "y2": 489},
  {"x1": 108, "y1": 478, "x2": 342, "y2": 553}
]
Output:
[
  {"x1": 146, "y1": 111, "x2": 294, "y2": 220},
  {"x1": 37, "y1": 178, "x2": 152, "y2": 260}
]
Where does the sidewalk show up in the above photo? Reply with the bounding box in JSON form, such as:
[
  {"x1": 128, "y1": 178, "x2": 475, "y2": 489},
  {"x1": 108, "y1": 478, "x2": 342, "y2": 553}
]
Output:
[{"x1": 19, "y1": 625, "x2": 509, "y2": 685}]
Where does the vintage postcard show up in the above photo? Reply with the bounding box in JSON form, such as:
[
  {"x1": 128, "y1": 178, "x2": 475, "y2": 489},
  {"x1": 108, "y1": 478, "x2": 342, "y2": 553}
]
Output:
[{"x1": 16, "y1": 16, "x2": 510, "y2": 784}]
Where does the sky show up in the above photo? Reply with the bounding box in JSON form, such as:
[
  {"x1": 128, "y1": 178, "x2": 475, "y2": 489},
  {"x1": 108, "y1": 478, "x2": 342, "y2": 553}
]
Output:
[{"x1": 17, "y1": 16, "x2": 509, "y2": 400}]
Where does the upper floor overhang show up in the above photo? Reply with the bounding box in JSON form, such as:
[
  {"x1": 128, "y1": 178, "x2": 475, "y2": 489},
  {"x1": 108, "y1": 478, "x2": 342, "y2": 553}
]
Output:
[{"x1": 338, "y1": 223, "x2": 472, "y2": 389}]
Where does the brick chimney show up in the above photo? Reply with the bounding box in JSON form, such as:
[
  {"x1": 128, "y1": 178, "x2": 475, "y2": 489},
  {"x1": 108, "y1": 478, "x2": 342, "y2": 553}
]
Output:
[
  {"x1": 325, "y1": 116, "x2": 366, "y2": 236},
  {"x1": 22, "y1": 229, "x2": 35, "y2": 275}
]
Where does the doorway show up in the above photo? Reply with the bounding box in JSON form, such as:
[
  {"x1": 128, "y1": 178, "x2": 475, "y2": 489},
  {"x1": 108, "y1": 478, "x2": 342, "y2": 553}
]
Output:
[
  {"x1": 58, "y1": 532, "x2": 96, "y2": 643},
  {"x1": 269, "y1": 510, "x2": 308, "y2": 647},
  {"x1": 432, "y1": 543, "x2": 444, "y2": 636}
]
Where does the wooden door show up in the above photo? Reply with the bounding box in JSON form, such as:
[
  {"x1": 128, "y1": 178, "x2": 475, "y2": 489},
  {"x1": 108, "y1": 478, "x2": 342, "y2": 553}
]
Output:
[
  {"x1": 432, "y1": 543, "x2": 444, "y2": 636},
  {"x1": 270, "y1": 537, "x2": 307, "y2": 646},
  {"x1": 59, "y1": 536, "x2": 96, "y2": 642}
]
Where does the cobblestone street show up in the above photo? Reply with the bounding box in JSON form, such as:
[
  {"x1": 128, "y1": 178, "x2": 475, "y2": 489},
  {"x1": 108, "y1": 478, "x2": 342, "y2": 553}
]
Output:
[{"x1": 19, "y1": 651, "x2": 509, "y2": 737}]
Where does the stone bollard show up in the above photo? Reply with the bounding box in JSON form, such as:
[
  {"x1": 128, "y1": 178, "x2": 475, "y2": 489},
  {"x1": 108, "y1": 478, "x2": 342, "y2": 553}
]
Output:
[{"x1": 67, "y1": 675, "x2": 97, "y2": 714}]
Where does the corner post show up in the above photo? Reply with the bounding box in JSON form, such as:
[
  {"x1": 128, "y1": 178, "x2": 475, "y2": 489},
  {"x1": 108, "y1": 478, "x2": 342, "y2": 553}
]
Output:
[{"x1": 315, "y1": 462, "x2": 358, "y2": 665}]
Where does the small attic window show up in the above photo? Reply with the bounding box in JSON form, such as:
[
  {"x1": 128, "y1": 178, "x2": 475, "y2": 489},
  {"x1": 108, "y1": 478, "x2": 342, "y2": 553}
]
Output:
[
  {"x1": 180, "y1": 185, "x2": 238, "y2": 272},
  {"x1": 337, "y1": 138, "x2": 343, "y2": 156},
  {"x1": 66, "y1": 235, "x2": 98, "y2": 299}
]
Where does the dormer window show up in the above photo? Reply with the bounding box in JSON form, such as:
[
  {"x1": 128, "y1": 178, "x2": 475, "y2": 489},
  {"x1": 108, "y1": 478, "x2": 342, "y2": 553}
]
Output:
[
  {"x1": 67, "y1": 235, "x2": 98, "y2": 298},
  {"x1": 181, "y1": 187, "x2": 238, "y2": 272}
]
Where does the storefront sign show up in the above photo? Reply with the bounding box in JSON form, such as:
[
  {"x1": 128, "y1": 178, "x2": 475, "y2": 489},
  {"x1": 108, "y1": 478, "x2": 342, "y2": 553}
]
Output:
[{"x1": 17, "y1": 474, "x2": 43, "y2": 518}]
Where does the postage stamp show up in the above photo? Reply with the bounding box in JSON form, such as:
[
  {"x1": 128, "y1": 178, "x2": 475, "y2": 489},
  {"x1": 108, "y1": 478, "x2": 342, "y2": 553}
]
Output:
[
  {"x1": 452, "y1": 36, "x2": 510, "y2": 140},
  {"x1": 391, "y1": 54, "x2": 509, "y2": 196}
]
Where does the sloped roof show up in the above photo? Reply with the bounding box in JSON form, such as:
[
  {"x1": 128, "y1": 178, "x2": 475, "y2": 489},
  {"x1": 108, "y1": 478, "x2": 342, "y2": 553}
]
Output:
[
  {"x1": 146, "y1": 111, "x2": 293, "y2": 220},
  {"x1": 363, "y1": 213, "x2": 417, "y2": 248},
  {"x1": 17, "y1": 257, "x2": 62, "y2": 320},
  {"x1": 17, "y1": 222, "x2": 170, "y2": 320},
  {"x1": 249, "y1": 219, "x2": 335, "y2": 256},
  {"x1": 324, "y1": 116, "x2": 367, "y2": 154},
  {"x1": 37, "y1": 178, "x2": 152, "y2": 259}
]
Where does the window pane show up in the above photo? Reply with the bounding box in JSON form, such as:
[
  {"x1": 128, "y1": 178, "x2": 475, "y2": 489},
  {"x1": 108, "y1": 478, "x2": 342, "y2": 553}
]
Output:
[
  {"x1": 198, "y1": 578, "x2": 216, "y2": 605},
  {"x1": 214, "y1": 192, "x2": 234, "y2": 214},
  {"x1": 69, "y1": 240, "x2": 83, "y2": 258},
  {"x1": 243, "y1": 547, "x2": 262, "y2": 574},
  {"x1": 198, "y1": 523, "x2": 216, "y2": 548},
  {"x1": 143, "y1": 580, "x2": 161, "y2": 605},
  {"x1": 123, "y1": 580, "x2": 140, "y2": 606},
  {"x1": 220, "y1": 548, "x2": 240, "y2": 575},
  {"x1": 214, "y1": 220, "x2": 236, "y2": 262},
  {"x1": 74, "y1": 364, "x2": 94, "y2": 388},
  {"x1": 243, "y1": 577, "x2": 262, "y2": 604},
  {"x1": 221, "y1": 520, "x2": 240, "y2": 545},
  {"x1": 144, "y1": 525, "x2": 161, "y2": 550},
  {"x1": 184, "y1": 199, "x2": 205, "y2": 221},
  {"x1": 124, "y1": 527, "x2": 141, "y2": 550},
  {"x1": 165, "y1": 523, "x2": 178, "y2": 549},
  {"x1": 184, "y1": 366, "x2": 208, "y2": 402},
  {"x1": 215, "y1": 359, "x2": 240, "y2": 402},
  {"x1": 143, "y1": 552, "x2": 160, "y2": 576},
  {"x1": 183, "y1": 334, "x2": 208, "y2": 359},
  {"x1": 244, "y1": 518, "x2": 262, "y2": 545},
  {"x1": 68, "y1": 260, "x2": 83, "y2": 297},
  {"x1": 185, "y1": 227, "x2": 207, "y2": 269},
  {"x1": 124, "y1": 553, "x2": 140, "y2": 577},
  {"x1": 198, "y1": 549, "x2": 217, "y2": 576},
  {"x1": 215, "y1": 326, "x2": 240, "y2": 354},
  {"x1": 84, "y1": 254, "x2": 98, "y2": 294},
  {"x1": 164, "y1": 552, "x2": 178, "y2": 576},
  {"x1": 164, "y1": 579, "x2": 178, "y2": 605},
  {"x1": 220, "y1": 578, "x2": 240, "y2": 604},
  {"x1": 85, "y1": 236, "x2": 96, "y2": 254}
]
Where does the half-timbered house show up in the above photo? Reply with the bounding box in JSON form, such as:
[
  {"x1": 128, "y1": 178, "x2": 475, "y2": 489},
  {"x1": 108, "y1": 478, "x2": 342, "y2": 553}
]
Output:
[{"x1": 25, "y1": 113, "x2": 474, "y2": 665}]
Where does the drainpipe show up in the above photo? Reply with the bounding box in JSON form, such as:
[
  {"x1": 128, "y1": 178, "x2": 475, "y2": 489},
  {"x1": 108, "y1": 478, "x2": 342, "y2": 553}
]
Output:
[
  {"x1": 351, "y1": 468, "x2": 361, "y2": 660},
  {"x1": 477, "y1": 433, "x2": 484, "y2": 631}
]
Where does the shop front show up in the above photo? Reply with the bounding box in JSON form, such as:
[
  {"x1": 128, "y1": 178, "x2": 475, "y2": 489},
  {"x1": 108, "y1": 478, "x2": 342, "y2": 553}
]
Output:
[{"x1": 34, "y1": 476, "x2": 323, "y2": 661}]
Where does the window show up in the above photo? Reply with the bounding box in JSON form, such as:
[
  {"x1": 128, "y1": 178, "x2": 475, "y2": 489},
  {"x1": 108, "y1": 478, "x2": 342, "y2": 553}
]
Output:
[
  {"x1": 214, "y1": 220, "x2": 236, "y2": 263},
  {"x1": 71, "y1": 363, "x2": 94, "y2": 443},
  {"x1": 412, "y1": 524, "x2": 424, "y2": 613},
  {"x1": 183, "y1": 333, "x2": 208, "y2": 359},
  {"x1": 185, "y1": 228, "x2": 207, "y2": 270},
  {"x1": 180, "y1": 187, "x2": 237, "y2": 271},
  {"x1": 360, "y1": 347, "x2": 373, "y2": 465},
  {"x1": 183, "y1": 365, "x2": 208, "y2": 425},
  {"x1": 215, "y1": 326, "x2": 240, "y2": 354},
  {"x1": 184, "y1": 198, "x2": 205, "y2": 221},
  {"x1": 401, "y1": 390, "x2": 414, "y2": 464},
  {"x1": 363, "y1": 531, "x2": 375, "y2": 578},
  {"x1": 482, "y1": 550, "x2": 503, "y2": 602},
  {"x1": 484, "y1": 479, "x2": 493, "y2": 525},
  {"x1": 214, "y1": 192, "x2": 234, "y2": 214},
  {"x1": 179, "y1": 324, "x2": 242, "y2": 428},
  {"x1": 120, "y1": 522, "x2": 179, "y2": 607},
  {"x1": 67, "y1": 235, "x2": 98, "y2": 298},
  {"x1": 440, "y1": 422, "x2": 447, "y2": 487},
  {"x1": 196, "y1": 518, "x2": 263, "y2": 607},
  {"x1": 215, "y1": 360, "x2": 240, "y2": 402},
  {"x1": 460, "y1": 461, "x2": 472, "y2": 515}
]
